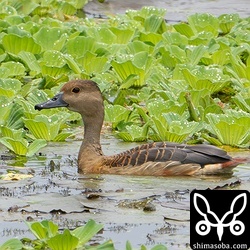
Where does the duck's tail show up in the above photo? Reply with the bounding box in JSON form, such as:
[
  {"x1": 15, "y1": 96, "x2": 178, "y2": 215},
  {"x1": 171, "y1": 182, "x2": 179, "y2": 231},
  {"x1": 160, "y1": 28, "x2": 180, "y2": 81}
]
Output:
[
  {"x1": 198, "y1": 157, "x2": 249, "y2": 175},
  {"x1": 222, "y1": 157, "x2": 249, "y2": 168}
]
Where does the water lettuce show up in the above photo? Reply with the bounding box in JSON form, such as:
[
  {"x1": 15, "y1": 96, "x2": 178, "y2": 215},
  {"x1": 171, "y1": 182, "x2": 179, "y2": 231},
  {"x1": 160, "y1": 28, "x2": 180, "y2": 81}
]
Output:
[{"x1": 0, "y1": 1, "x2": 250, "y2": 157}]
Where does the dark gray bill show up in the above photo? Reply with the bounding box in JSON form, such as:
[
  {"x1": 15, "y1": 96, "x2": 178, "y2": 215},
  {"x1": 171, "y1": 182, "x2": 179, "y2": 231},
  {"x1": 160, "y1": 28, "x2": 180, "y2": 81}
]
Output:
[{"x1": 35, "y1": 92, "x2": 68, "y2": 111}]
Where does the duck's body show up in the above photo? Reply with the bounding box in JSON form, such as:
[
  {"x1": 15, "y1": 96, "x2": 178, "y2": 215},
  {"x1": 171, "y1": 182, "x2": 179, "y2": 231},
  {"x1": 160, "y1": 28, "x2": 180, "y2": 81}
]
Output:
[{"x1": 35, "y1": 80, "x2": 244, "y2": 176}]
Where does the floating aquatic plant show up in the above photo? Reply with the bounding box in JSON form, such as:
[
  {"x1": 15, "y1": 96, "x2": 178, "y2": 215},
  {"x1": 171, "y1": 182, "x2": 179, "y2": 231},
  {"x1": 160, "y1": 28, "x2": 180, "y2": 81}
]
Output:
[
  {"x1": 111, "y1": 51, "x2": 153, "y2": 88},
  {"x1": 233, "y1": 93, "x2": 250, "y2": 113},
  {"x1": 0, "y1": 133, "x2": 47, "y2": 156},
  {"x1": 218, "y1": 14, "x2": 240, "y2": 34},
  {"x1": 2, "y1": 33, "x2": 42, "y2": 54},
  {"x1": 0, "y1": 219, "x2": 167, "y2": 250},
  {"x1": 0, "y1": 1, "x2": 250, "y2": 158},
  {"x1": 17, "y1": 219, "x2": 113, "y2": 249},
  {"x1": 23, "y1": 114, "x2": 71, "y2": 141},
  {"x1": 206, "y1": 110, "x2": 250, "y2": 147}
]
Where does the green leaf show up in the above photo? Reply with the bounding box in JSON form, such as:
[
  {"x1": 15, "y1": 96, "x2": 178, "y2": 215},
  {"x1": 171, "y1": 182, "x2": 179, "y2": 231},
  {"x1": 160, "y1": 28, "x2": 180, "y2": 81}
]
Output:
[
  {"x1": 0, "y1": 239, "x2": 23, "y2": 250},
  {"x1": 0, "y1": 97, "x2": 13, "y2": 126},
  {"x1": 25, "y1": 220, "x2": 58, "y2": 241},
  {"x1": 159, "y1": 44, "x2": 187, "y2": 69},
  {"x1": 218, "y1": 14, "x2": 240, "y2": 34},
  {"x1": 233, "y1": 93, "x2": 250, "y2": 113},
  {"x1": 119, "y1": 74, "x2": 139, "y2": 89},
  {"x1": 188, "y1": 13, "x2": 219, "y2": 37},
  {"x1": 180, "y1": 65, "x2": 229, "y2": 93},
  {"x1": 151, "y1": 245, "x2": 168, "y2": 250},
  {"x1": 53, "y1": 132, "x2": 72, "y2": 142},
  {"x1": 110, "y1": 27, "x2": 134, "y2": 44},
  {"x1": 133, "y1": 51, "x2": 150, "y2": 68},
  {"x1": 66, "y1": 36, "x2": 96, "y2": 58},
  {"x1": 116, "y1": 131, "x2": 134, "y2": 142},
  {"x1": 144, "y1": 14, "x2": 164, "y2": 33},
  {"x1": 0, "y1": 79, "x2": 22, "y2": 95},
  {"x1": 26, "y1": 89, "x2": 49, "y2": 105},
  {"x1": 188, "y1": 45, "x2": 207, "y2": 65},
  {"x1": 29, "y1": 221, "x2": 48, "y2": 239},
  {"x1": 2, "y1": 34, "x2": 41, "y2": 54},
  {"x1": 72, "y1": 219, "x2": 103, "y2": 245},
  {"x1": 173, "y1": 23, "x2": 194, "y2": 38},
  {"x1": 202, "y1": 133, "x2": 223, "y2": 146},
  {"x1": 127, "y1": 41, "x2": 151, "y2": 54},
  {"x1": 163, "y1": 32, "x2": 189, "y2": 46},
  {"x1": 64, "y1": 54, "x2": 82, "y2": 74},
  {"x1": 117, "y1": 124, "x2": 147, "y2": 142},
  {"x1": 23, "y1": 116, "x2": 60, "y2": 141},
  {"x1": 42, "y1": 50, "x2": 67, "y2": 67},
  {"x1": 88, "y1": 240, "x2": 114, "y2": 250},
  {"x1": 59, "y1": 2, "x2": 76, "y2": 16},
  {"x1": 7, "y1": 24, "x2": 29, "y2": 36},
  {"x1": 147, "y1": 99, "x2": 186, "y2": 116},
  {"x1": 47, "y1": 229, "x2": 79, "y2": 250},
  {"x1": 91, "y1": 27, "x2": 116, "y2": 44},
  {"x1": 105, "y1": 103, "x2": 131, "y2": 125},
  {"x1": 111, "y1": 60, "x2": 137, "y2": 81},
  {"x1": 0, "y1": 67, "x2": 9, "y2": 78},
  {"x1": 207, "y1": 111, "x2": 250, "y2": 147},
  {"x1": 27, "y1": 139, "x2": 47, "y2": 157},
  {"x1": 0, "y1": 137, "x2": 28, "y2": 156},
  {"x1": 128, "y1": 6, "x2": 166, "y2": 19},
  {"x1": 149, "y1": 112, "x2": 200, "y2": 142},
  {"x1": 77, "y1": 51, "x2": 108, "y2": 75},
  {"x1": 228, "y1": 54, "x2": 247, "y2": 79},
  {"x1": 126, "y1": 241, "x2": 133, "y2": 250},
  {"x1": 185, "y1": 93, "x2": 200, "y2": 122},
  {"x1": 40, "y1": 220, "x2": 59, "y2": 238},
  {"x1": 18, "y1": 51, "x2": 41, "y2": 75},
  {"x1": 34, "y1": 26, "x2": 68, "y2": 50},
  {"x1": 211, "y1": 49, "x2": 230, "y2": 65},
  {"x1": 24, "y1": 113, "x2": 71, "y2": 141},
  {"x1": 41, "y1": 75, "x2": 69, "y2": 89},
  {"x1": 150, "y1": 115, "x2": 168, "y2": 141},
  {"x1": 1, "y1": 126, "x2": 24, "y2": 140},
  {"x1": 0, "y1": 62, "x2": 26, "y2": 76},
  {"x1": 0, "y1": 5, "x2": 17, "y2": 16},
  {"x1": 72, "y1": 0, "x2": 89, "y2": 9},
  {"x1": 111, "y1": 52, "x2": 150, "y2": 87},
  {"x1": 41, "y1": 64, "x2": 68, "y2": 77},
  {"x1": 139, "y1": 32, "x2": 162, "y2": 45},
  {"x1": 210, "y1": 122, "x2": 248, "y2": 146},
  {"x1": 0, "y1": 83, "x2": 15, "y2": 98},
  {"x1": 5, "y1": 103, "x2": 24, "y2": 129}
]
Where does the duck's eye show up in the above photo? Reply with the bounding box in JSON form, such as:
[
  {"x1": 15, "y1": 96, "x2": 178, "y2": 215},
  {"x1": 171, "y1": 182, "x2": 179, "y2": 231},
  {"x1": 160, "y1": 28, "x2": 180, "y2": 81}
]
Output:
[{"x1": 72, "y1": 87, "x2": 80, "y2": 93}]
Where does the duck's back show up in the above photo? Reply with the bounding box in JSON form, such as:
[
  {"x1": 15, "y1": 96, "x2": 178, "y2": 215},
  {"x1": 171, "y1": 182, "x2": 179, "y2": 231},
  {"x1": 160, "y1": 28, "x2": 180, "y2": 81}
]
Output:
[{"x1": 103, "y1": 142, "x2": 239, "y2": 176}]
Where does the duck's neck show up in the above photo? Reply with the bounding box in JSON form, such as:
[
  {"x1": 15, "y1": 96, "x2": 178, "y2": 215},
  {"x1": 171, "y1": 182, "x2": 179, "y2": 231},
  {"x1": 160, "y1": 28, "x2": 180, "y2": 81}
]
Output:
[
  {"x1": 81, "y1": 113, "x2": 104, "y2": 154},
  {"x1": 78, "y1": 111, "x2": 104, "y2": 172}
]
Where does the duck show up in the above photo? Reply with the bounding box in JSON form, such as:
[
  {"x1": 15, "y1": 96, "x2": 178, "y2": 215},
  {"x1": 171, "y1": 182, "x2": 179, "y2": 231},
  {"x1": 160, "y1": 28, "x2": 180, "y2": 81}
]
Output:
[{"x1": 35, "y1": 79, "x2": 244, "y2": 176}]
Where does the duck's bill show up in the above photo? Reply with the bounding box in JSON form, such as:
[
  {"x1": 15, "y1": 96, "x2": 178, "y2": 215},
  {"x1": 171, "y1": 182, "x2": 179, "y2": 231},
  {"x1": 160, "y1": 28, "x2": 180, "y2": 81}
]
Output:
[{"x1": 35, "y1": 92, "x2": 68, "y2": 111}]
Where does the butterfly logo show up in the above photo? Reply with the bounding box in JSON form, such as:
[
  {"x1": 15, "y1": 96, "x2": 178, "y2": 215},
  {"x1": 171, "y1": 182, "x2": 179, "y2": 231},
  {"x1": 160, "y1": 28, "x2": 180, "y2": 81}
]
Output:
[{"x1": 193, "y1": 193, "x2": 247, "y2": 241}]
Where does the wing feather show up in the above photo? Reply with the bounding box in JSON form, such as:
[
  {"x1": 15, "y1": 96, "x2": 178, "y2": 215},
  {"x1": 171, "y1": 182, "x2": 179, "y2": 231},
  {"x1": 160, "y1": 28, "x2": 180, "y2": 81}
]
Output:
[{"x1": 109, "y1": 142, "x2": 232, "y2": 168}]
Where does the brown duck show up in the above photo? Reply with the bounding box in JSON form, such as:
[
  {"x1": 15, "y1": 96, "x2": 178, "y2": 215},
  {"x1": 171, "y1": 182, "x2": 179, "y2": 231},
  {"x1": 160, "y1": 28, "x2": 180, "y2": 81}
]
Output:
[{"x1": 35, "y1": 80, "x2": 245, "y2": 176}]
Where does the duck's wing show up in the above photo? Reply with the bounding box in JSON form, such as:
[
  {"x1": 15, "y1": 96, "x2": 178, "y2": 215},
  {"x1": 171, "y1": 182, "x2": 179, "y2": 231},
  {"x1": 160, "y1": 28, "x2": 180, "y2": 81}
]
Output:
[{"x1": 108, "y1": 142, "x2": 232, "y2": 168}]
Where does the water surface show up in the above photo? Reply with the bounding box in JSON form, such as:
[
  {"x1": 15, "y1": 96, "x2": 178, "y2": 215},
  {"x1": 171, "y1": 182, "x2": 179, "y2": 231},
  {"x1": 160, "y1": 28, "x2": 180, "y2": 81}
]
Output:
[
  {"x1": 0, "y1": 133, "x2": 249, "y2": 248},
  {"x1": 84, "y1": 0, "x2": 250, "y2": 23},
  {"x1": 1, "y1": 0, "x2": 250, "y2": 248}
]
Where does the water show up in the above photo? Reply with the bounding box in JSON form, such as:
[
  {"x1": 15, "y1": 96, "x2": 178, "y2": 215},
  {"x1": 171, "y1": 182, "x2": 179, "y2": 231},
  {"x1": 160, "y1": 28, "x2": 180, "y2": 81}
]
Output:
[
  {"x1": 84, "y1": 0, "x2": 250, "y2": 23},
  {"x1": 0, "y1": 133, "x2": 249, "y2": 248},
  {"x1": 1, "y1": 1, "x2": 250, "y2": 248}
]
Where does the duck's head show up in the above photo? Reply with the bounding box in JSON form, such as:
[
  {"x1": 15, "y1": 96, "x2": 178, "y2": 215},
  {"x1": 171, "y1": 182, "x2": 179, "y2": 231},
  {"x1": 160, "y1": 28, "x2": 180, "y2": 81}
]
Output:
[{"x1": 35, "y1": 80, "x2": 103, "y2": 117}]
